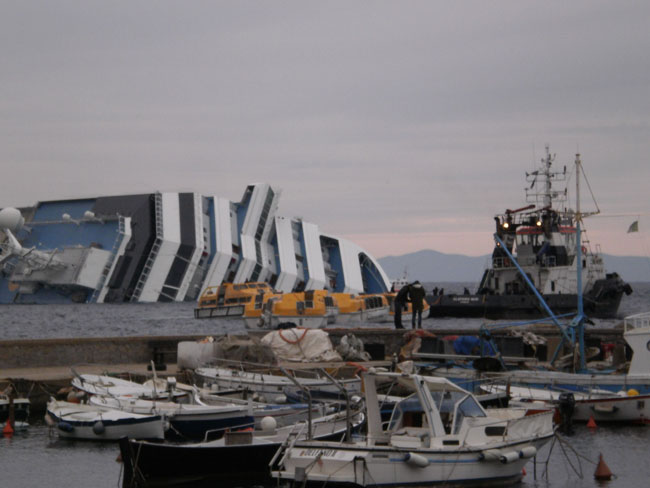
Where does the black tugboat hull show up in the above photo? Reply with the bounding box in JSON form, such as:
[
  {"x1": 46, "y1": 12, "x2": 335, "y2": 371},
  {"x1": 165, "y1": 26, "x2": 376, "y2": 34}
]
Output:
[{"x1": 427, "y1": 274, "x2": 631, "y2": 320}]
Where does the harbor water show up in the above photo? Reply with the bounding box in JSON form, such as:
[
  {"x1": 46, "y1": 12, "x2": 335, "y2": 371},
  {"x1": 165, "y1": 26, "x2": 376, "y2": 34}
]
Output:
[{"x1": 1, "y1": 283, "x2": 649, "y2": 487}]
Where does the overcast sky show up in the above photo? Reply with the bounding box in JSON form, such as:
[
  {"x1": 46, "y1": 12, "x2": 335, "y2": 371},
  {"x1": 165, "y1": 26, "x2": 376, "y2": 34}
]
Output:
[{"x1": 2, "y1": 1, "x2": 650, "y2": 260}]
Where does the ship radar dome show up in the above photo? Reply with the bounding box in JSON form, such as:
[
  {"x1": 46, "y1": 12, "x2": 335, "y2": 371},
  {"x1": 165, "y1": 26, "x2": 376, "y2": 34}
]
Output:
[{"x1": 0, "y1": 207, "x2": 25, "y2": 232}]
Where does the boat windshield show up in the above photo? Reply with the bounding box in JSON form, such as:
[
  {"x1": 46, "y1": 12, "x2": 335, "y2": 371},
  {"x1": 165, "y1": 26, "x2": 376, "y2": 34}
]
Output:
[
  {"x1": 387, "y1": 393, "x2": 425, "y2": 431},
  {"x1": 430, "y1": 391, "x2": 486, "y2": 434}
]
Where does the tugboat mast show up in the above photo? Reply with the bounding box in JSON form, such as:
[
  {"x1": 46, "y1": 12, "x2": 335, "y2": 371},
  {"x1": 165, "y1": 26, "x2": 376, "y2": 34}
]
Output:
[{"x1": 574, "y1": 152, "x2": 587, "y2": 370}]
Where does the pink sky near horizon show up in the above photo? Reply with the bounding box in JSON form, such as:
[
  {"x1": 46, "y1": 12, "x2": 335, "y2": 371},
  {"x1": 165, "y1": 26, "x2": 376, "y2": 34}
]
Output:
[{"x1": 346, "y1": 221, "x2": 650, "y2": 259}]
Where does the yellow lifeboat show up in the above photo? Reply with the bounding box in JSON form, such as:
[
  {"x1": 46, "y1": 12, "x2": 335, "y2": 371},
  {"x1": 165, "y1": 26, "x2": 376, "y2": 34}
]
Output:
[
  {"x1": 252, "y1": 290, "x2": 338, "y2": 329},
  {"x1": 194, "y1": 282, "x2": 278, "y2": 319},
  {"x1": 332, "y1": 293, "x2": 389, "y2": 324}
]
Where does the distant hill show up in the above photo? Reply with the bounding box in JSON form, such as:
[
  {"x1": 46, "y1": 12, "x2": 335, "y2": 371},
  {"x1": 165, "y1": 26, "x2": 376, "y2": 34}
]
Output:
[{"x1": 378, "y1": 250, "x2": 650, "y2": 283}]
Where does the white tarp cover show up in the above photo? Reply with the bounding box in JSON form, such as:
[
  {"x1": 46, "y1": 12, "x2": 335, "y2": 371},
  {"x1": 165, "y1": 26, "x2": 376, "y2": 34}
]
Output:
[{"x1": 261, "y1": 328, "x2": 342, "y2": 362}]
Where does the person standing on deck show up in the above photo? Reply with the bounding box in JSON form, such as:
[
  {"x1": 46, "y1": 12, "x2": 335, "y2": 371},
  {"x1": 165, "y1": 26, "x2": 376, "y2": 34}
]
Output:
[
  {"x1": 393, "y1": 283, "x2": 411, "y2": 329},
  {"x1": 409, "y1": 281, "x2": 426, "y2": 329}
]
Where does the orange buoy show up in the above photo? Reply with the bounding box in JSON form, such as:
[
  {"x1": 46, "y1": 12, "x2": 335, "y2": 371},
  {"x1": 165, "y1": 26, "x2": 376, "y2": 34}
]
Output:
[
  {"x1": 594, "y1": 453, "x2": 613, "y2": 480},
  {"x1": 587, "y1": 415, "x2": 597, "y2": 429},
  {"x1": 2, "y1": 421, "x2": 14, "y2": 437}
]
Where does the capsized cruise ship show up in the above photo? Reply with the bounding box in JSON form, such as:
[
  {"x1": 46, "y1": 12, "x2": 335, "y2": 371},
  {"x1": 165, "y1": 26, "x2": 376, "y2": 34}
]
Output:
[{"x1": 0, "y1": 184, "x2": 390, "y2": 304}]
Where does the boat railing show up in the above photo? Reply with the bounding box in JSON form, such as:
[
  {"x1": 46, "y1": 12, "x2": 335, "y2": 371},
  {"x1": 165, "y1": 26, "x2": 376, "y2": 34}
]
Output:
[
  {"x1": 493, "y1": 255, "x2": 558, "y2": 269},
  {"x1": 201, "y1": 418, "x2": 257, "y2": 442},
  {"x1": 624, "y1": 312, "x2": 650, "y2": 332},
  {"x1": 492, "y1": 257, "x2": 514, "y2": 269}
]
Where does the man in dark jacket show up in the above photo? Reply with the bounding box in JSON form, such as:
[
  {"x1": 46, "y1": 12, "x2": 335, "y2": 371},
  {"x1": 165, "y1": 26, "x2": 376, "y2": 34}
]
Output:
[
  {"x1": 409, "y1": 281, "x2": 426, "y2": 329},
  {"x1": 393, "y1": 284, "x2": 411, "y2": 329}
]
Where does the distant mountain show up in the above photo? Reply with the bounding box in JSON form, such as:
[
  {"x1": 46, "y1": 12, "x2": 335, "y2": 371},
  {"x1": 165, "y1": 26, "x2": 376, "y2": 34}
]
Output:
[{"x1": 378, "y1": 250, "x2": 650, "y2": 283}]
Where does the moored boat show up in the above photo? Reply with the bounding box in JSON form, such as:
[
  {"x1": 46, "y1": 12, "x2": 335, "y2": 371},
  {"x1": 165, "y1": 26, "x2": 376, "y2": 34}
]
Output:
[
  {"x1": 71, "y1": 373, "x2": 186, "y2": 400},
  {"x1": 88, "y1": 395, "x2": 254, "y2": 441},
  {"x1": 46, "y1": 398, "x2": 165, "y2": 441},
  {"x1": 482, "y1": 383, "x2": 650, "y2": 425},
  {"x1": 195, "y1": 366, "x2": 361, "y2": 399},
  {"x1": 118, "y1": 409, "x2": 365, "y2": 487},
  {"x1": 271, "y1": 371, "x2": 554, "y2": 487}
]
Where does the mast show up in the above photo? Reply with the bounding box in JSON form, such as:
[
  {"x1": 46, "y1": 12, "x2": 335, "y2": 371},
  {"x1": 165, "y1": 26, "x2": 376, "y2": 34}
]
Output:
[{"x1": 574, "y1": 153, "x2": 586, "y2": 370}]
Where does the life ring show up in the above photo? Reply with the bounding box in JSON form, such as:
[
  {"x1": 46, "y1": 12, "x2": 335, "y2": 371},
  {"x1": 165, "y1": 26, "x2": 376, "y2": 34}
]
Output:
[{"x1": 278, "y1": 328, "x2": 308, "y2": 344}]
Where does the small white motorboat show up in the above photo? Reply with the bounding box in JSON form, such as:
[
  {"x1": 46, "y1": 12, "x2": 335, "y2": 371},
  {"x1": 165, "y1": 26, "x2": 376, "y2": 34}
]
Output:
[
  {"x1": 46, "y1": 398, "x2": 165, "y2": 441},
  {"x1": 272, "y1": 371, "x2": 555, "y2": 487}
]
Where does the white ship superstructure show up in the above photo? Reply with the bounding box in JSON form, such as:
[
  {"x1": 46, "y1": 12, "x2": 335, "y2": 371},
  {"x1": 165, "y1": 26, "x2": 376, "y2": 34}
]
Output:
[{"x1": 0, "y1": 185, "x2": 390, "y2": 304}]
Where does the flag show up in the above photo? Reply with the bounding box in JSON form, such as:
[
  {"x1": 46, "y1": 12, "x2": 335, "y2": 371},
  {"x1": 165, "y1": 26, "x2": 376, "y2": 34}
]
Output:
[{"x1": 627, "y1": 220, "x2": 639, "y2": 233}]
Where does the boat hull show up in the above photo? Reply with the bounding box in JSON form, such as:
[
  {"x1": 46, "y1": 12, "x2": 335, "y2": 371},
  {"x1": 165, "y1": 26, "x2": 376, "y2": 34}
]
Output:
[
  {"x1": 274, "y1": 437, "x2": 552, "y2": 488},
  {"x1": 427, "y1": 288, "x2": 625, "y2": 320},
  {"x1": 119, "y1": 412, "x2": 364, "y2": 487},
  {"x1": 439, "y1": 368, "x2": 650, "y2": 396},
  {"x1": 47, "y1": 411, "x2": 165, "y2": 441}
]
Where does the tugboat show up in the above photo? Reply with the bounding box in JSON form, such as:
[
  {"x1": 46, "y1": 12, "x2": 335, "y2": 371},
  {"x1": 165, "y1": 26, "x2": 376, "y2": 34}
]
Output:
[{"x1": 428, "y1": 146, "x2": 632, "y2": 320}]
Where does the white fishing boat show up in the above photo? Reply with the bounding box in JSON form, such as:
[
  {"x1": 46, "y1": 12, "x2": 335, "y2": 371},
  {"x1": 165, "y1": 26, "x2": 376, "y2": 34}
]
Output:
[
  {"x1": 195, "y1": 366, "x2": 361, "y2": 399},
  {"x1": 482, "y1": 383, "x2": 650, "y2": 424},
  {"x1": 271, "y1": 371, "x2": 554, "y2": 487},
  {"x1": 88, "y1": 394, "x2": 254, "y2": 440},
  {"x1": 46, "y1": 398, "x2": 165, "y2": 440},
  {"x1": 198, "y1": 387, "x2": 336, "y2": 428},
  {"x1": 71, "y1": 373, "x2": 185, "y2": 400}
]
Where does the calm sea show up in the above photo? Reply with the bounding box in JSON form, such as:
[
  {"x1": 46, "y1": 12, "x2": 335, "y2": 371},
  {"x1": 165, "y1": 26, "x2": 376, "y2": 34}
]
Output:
[{"x1": 1, "y1": 283, "x2": 649, "y2": 487}]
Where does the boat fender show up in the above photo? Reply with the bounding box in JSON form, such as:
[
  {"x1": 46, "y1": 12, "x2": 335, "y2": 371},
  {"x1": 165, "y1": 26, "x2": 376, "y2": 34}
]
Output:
[
  {"x1": 404, "y1": 452, "x2": 429, "y2": 468},
  {"x1": 519, "y1": 446, "x2": 537, "y2": 459},
  {"x1": 499, "y1": 451, "x2": 520, "y2": 464},
  {"x1": 57, "y1": 421, "x2": 75, "y2": 433},
  {"x1": 478, "y1": 449, "x2": 501, "y2": 462},
  {"x1": 92, "y1": 421, "x2": 105, "y2": 435},
  {"x1": 260, "y1": 416, "x2": 277, "y2": 432},
  {"x1": 44, "y1": 414, "x2": 56, "y2": 427}
]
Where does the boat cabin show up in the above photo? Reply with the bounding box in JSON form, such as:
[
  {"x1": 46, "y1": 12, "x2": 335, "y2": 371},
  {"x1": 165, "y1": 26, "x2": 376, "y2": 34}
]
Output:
[{"x1": 365, "y1": 373, "x2": 536, "y2": 449}]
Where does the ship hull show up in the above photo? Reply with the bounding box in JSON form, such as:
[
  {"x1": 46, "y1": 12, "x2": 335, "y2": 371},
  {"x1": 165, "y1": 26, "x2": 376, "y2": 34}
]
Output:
[{"x1": 428, "y1": 276, "x2": 629, "y2": 320}]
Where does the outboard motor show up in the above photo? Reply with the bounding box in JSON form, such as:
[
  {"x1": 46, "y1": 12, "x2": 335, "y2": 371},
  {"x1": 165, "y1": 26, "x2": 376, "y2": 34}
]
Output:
[{"x1": 557, "y1": 392, "x2": 575, "y2": 435}]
